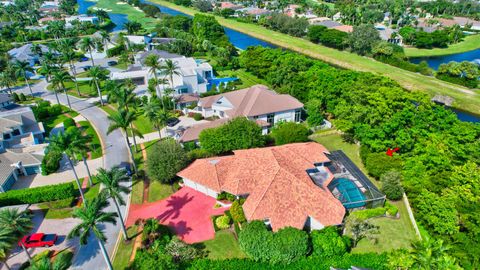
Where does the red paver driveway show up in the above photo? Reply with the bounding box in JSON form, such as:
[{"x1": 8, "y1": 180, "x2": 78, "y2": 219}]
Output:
[{"x1": 126, "y1": 187, "x2": 228, "y2": 243}]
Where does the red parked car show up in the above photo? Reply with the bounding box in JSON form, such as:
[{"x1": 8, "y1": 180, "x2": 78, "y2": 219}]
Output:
[{"x1": 19, "y1": 233, "x2": 57, "y2": 248}]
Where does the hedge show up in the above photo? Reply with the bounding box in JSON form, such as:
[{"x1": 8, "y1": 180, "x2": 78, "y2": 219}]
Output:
[
  {"x1": 106, "y1": 45, "x2": 126, "y2": 57},
  {"x1": 215, "y1": 215, "x2": 231, "y2": 229},
  {"x1": 350, "y1": 207, "x2": 386, "y2": 220},
  {"x1": 41, "y1": 150, "x2": 63, "y2": 175},
  {"x1": 230, "y1": 200, "x2": 246, "y2": 223},
  {"x1": 63, "y1": 118, "x2": 76, "y2": 129},
  {"x1": 0, "y1": 182, "x2": 77, "y2": 206},
  {"x1": 187, "y1": 252, "x2": 388, "y2": 269}
]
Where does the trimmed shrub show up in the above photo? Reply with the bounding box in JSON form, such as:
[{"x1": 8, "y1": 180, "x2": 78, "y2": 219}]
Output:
[
  {"x1": 63, "y1": 118, "x2": 76, "y2": 129},
  {"x1": 215, "y1": 215, "x2": 231, "y2": 229},
  {"x1": 350, "y1": 207, "x2": 386, "y2": 221},
  {"x1": 146, "y1": 139, "x2": 188, "y2": 183},
  {"x1": 187, "y1": 148, "x2": 213, "y2": 161},
  {"x1": 106, "y1": 44, "x2": 126, "y2": 57},
  {"x1": 311, "y1": 226, "x2": 350, "y2": 257},
  {"x1": 238, "y1": 221, "x2": 309, "y2": 264},
  {"x1": 270, "y1": 122, "x2": 310, "y2": 145},
  {"x1": 380, "y1": 170, "x2": 404, "y2": 200},
  {"x1": 216, "y1": 191, "x2": 235, "y2": 201},
  {"x1": 19, "y1": 93, "x2": 26, "y2": 101},
  {"x1": 230, "y1": 200, "x2": 246, "y2": 223},
  {"x1": 12, "y1": 93, "x2": 19, "y2": 102},
  {"x1": 193, "y1": 113, "x2": 203, "y2": 121},
  {"x1": 41, "y1": 150, "x2": 63, "y2": 175},
  {"x1": 365, "y1": 152, "x2": 403, "y2": 179},
  {"x1": 385, "y1": 201, "x2": 398, "y2": 217},
  {"x1": 0, "y1": 182, "x2": 77, "y2": 206}
]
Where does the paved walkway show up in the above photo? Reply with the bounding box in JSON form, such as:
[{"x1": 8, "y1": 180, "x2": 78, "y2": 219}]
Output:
[
  {"x1": 12, "y1": 81, "x2": 131, "y2": 270},
  {"x1": 126, "y1": 187, "x2": 228, "y2": 243}
]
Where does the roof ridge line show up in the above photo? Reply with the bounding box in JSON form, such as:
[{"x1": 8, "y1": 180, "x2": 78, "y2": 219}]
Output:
[{"x1": 248, "y1": 166, "x2": 281, "y2": 220}]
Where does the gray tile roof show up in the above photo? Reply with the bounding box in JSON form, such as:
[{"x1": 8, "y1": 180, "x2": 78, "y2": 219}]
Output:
[
  {"x1": 8, "y1": 44, "x2": 51, "y2": 62},
  {"x1": 137, "y1": 49, "x2": 182, "y2": 64},
  {"x1": 314, "y1": 20, "x2": 343, "y2": 28},
  {"x1": 0, "y1": 149, "x2": 42, "y2": 186}
]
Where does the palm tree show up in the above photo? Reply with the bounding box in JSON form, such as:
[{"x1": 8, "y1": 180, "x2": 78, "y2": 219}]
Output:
[
  {"x1": 49, "y1": 130, "x2": 90, "y2": 203},
  {"x1": 0, "y1": 72, "x2": 16, "y2": 94},
  {"x1": 107, "y1": 109, "x2": 143, "y2": 173},
  {"x1": 26, "y1": 250, "x2": 72, "y2": 270},
  {"x1": 38, "y1": 62, "x2": 58, "y2": 83},
  {"x1": 13, "y1": 60, "x2": 34, "y2": 96},
  {"x1": 99, "y1": 30, "x2": 110, "y2": 53},
  {"x1": 142, "y1": 99, "x2": 169, "y2": 138},
  {"x1": 96, "y1": 167, "x2": 130, "y2": 240},
  {"x1": 161, "y1": 59, "x2": 180, "y2": 110},
  {"x1": 78, "y1": 37, "x2": 96, "y2": 66},
  {"x1": 107, "y1": 84, "x2": 140, "y2": 151},
  {"x1": 68, "y1": 194, "x2": 117, "y2": 270},
  {"x1": 51, "y1": 70, "x2": 73, "y2": 110},
  {"x1": 144, "y1": 54, "x2": 165, "y2": 107},
  {"x1": 0, "y1": 209, "x2": 33, "y2": 261},
  {"x1": 88, "y1": 66, "x2": 108, "y2": 106},
  {"x1": 61, "y1": 49, "x2": 81, "y2": 96},
  {"x1": 67, "y1": 128, "x2": 94, "y2": 187},
  {"x1": 0, "y1": 227, "x2": 15, "y2": 270},
  {"x1": 123, "y1": 21, "x2": 142, "y2": 35}
]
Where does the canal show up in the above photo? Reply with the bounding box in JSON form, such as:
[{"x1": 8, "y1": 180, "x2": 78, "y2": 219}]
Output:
[
  {"x1": 76, "y1": 0, "x2": 479, "y2": 123},
  {"x1": 410, "y1": 48, "x2": 480, "y2": 70}
]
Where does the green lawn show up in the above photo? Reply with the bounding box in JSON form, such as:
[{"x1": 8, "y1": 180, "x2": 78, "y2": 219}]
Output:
[
  {"x1": 151, "y1": 0, "x2": 480, "y2": 115},
  {"x1": 131, "y1": 179, "x2": 144, "y2": 204},
  {"x1": 352, "y1": 201, "x2": 418, "y2": 253},
  {"x1": 113, "y1": 225, "x2": 139, "y2": 270},
  {"x1": 94, "y1": 0, "x2": 157, "y2": 29},
  {"x1": 101, "y1": 104, "x2": 155, "y2": 134},
  {"x1": 202, "y1": 230, "x2": 245, "y2": 259},
  {"x1": 47, "y1": 80, "x2": 99, "y2": 98},
  {"x1": 78, "y1": 121, "x2": 103, "y2": 159},
  {"x1": 113, "y1": 62, "x2": 128, "y2": 70},
  {"x1": 147, "y1": 181, "x2": 174, "y2": 202},
  {"x1": 44, "y1": 114, "x2": 72, "y2": 136},
  {"x1": 405, "y1": 34, "x2": 480, "y2": 57},
  {"x1": 216, "y1": 69, "x2": 269, "y2": 89}
]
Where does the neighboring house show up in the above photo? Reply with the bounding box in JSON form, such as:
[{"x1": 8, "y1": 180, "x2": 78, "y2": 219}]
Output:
[
  {"x1": 236, "y1": 7, "x2": 270, "y2": 20},
  {"x1": 39, "y1": 17, "x2": 62, "y2": 25},
  {"x1": 0, "y1": 94, "x2": 13, "y2": 109},
  {"x1": 118, "y1": 34, "x2": 176, "y2": 51},
  {"x1": 0, "y1": 0, "x2": 14, "y2": 6},
  {"x1": 110, "y1": 55, "x2": 213, "y2": 95},
  {"x1": 376, "y1": 25, "x2": 402, "y2": 45},
  {"x1": 8, "y1": 43, "x2": 53, "y2": 66},
  {"x1": 284, "y1": 4, "x2": 301, "y2": 17},
  {"x1": 135, "y1": 49, "x2": 182, "y2": 65},
  {"x1": 0, "y1": 107, "x2": 47, "y2": 192},
  {"x1": 454, "y1": 16, "x2": 480, "y2": 30},
  {"x1": 332, "y1": 25, "x2": 353, "y2": 33},
  {"x1": 0, "y1": 107, "x2": 45, "y2": 152},
  {"x1": 218, "y1": 1, "x2": 243, "y2": 10},
  {"x1": 313, "y1": 19, "x2": 343, "y2": 28},
  {"x1": 177, "y1": 142, "x2": 347, "y2": 231},
  {"x1": 0, "y1": 149, "x2": 43, "y2": 192},
  {"x1": 65, "y1": 15, "x2": 99, "y2": 26},
  {"x1": 179, "y1": 85, "x2": 303, "y2": 142}
]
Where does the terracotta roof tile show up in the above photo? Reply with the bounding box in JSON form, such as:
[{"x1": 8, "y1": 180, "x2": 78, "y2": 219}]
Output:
[{"x1": 177, "y1": 143, "x2": 345, "y2": 230}]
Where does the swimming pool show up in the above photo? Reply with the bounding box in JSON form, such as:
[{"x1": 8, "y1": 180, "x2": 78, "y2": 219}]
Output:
[
  {"x1": 328, "y1": 178, "x2": 366, "y2": 209},
  {"x1": 207, "y1": 77, "x2": 238, "y2": 90}
]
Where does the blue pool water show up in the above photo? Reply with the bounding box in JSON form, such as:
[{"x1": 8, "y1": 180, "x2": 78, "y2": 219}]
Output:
[
  {"x1": 207, "y1": 77, "x2": 238, "y2": 90},
  {"x1": 329, "y1": 178, "x2": 366, "y2": 209}
]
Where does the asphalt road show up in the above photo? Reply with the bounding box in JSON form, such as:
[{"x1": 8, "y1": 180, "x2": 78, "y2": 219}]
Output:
[{"x1": 11, "y1": 81, "x2": 131, "y2": 270}]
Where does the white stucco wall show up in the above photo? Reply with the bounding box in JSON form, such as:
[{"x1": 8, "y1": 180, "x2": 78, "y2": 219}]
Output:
[
  {"x1": 253, "y1": 109, "x2": 300, "y2": 125},
  {"x1": 182, "y1": 178, "x2": 218, "y2": 198},
  {"x1": 309, "y1": 216, "x2": 325, "y2": 231}
]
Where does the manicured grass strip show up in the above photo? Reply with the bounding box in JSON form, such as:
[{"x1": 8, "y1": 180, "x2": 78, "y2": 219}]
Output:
[
  {"x1": 352, "y1": 200, "x2": 417, "y2": 253},
  {"x1": 151, "y1": 0, "x2": 480, "y2": 115},
  {"x1": 113, "y1": 225, "x2": 138, "y2": 270},
  {"x1": 147, "y1": 181, "x2": 174, "y2": 202},
  {"x1": 47, "y1": 80, "x2": 97, "y2": 98},
  {"x1": 131, "y1": 179, "x2": 144, "y2": 204},
  {"x1": 216, "y1": 68, "x2": 269, "y2": 89},
  {"x1": 100, "y1": 104, "x2": 155, "y2": 134},
  {"x1": 78, "y1": 121, "x2": 103, "y2": 159},
  {"x1": 202, "y1": 230, "x2": 245, "y2": 259},
  {"x1": 404, "y1": 34, "x2": 480, "y2": 57}
]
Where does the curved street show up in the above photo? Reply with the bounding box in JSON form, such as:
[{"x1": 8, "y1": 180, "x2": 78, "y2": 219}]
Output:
[{"x1": 14, "y1": 81, "x2": 131, "y2": 270}]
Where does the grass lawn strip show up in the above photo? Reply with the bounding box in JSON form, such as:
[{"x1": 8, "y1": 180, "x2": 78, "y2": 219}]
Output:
[
  {"x1": 202, "y1": 230, "x2": 245, "y2": 259},
  {"x1": 351, "y1": 200, "x2": 417, "y2": 253},
  {"x1": 404, "y1": 34, "x2": 480, "y2": 57},
  {"x1": 94, "y1": 0, "x2": 157, "y2": 29},
  {"x1": 78, "y1": 121, "x2": 103, "y2": 159},
  {"x1": 216, "y1": 69, "x2": 270, "y2": 89},
  {"x1": 112, "y1": 225, "x2": 138, "y2": 270},
  {"x1": 150, "y1": 0, "x2": 480, "y2": 115}
]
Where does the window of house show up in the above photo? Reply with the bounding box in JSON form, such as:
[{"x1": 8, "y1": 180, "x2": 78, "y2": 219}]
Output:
[
  {"x1": 12, "y1": 129, "x2": 20, "y2": 136},
  {"x1": 252, "y1": 115, "x2": 258, "y2": 119},
  {"x1": 267, "y1": 113, "x2": 275, "y2": 125},
  {"x1": 295, "y1": 109, "x2": 301, "y2": 122},
  {"x1": 3, "y1": 133, "x2": 10, "y2": 140}
]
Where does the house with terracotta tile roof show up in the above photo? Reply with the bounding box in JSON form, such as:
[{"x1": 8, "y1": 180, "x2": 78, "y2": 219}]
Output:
[
  {"x1": 179, "y1": 85, "x2": 303, "y2": 142},
  {"x1": 178, "y1": 142, "x2": 386, "y2": 231}
]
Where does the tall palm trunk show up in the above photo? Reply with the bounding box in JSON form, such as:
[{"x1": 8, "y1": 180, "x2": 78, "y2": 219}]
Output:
[
  {"x1": 62, "y1": 86, "x2": 72, "y2": 110},
  {"x1": 68, "y1": 157, "x2": 86, "y2": 203},
  {"x1": 20, "y1": 242, "x2": 32, "y2": 261},
  {"x1": 24, "y1": 77, "x2": 33, "y2": 97},
  {"x1": 82, "y1": 156, "x2": 93, "y2": 186},
  {"x1": 169, "y1": 74, "x2": 175, "y2": 110},
  {"x1": 97, "y1": 238, "x2": 113, "y2": 270},
  {"x1": 7, "y1": 86, "x2": 12, "y2": 94},
  {"x1": 70, "y1": 63, "x2": 81, "y2": 96},
  {"x1": 124, "y1": 134, "x2": 137, "y2": 174},
  {"x1": 54, "y1": 90, "x2": 60, "y2": 105},
  {"x1": 153, "y1": 73, "x2": 164, "y2": 108},
  {"x1": 112, "y1": 197, "x2": 128, "y2": 240},
  {"x1": 157, "y1": 125, "x2": 162, "y2": 139},
  {"x1": 89, "y1": 50, "x2": 95, "y2": 66},
  {"x1": 94, "y1": 79, "x2": 104, "y2": 106},
  {"x1": 130, "y1": 123, "x2": 138, "y2": 153}
]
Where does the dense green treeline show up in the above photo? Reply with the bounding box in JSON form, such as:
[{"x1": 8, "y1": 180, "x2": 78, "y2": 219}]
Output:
[{"x1": 239, "y1": 46, "x2": 480, "y2": 268}]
